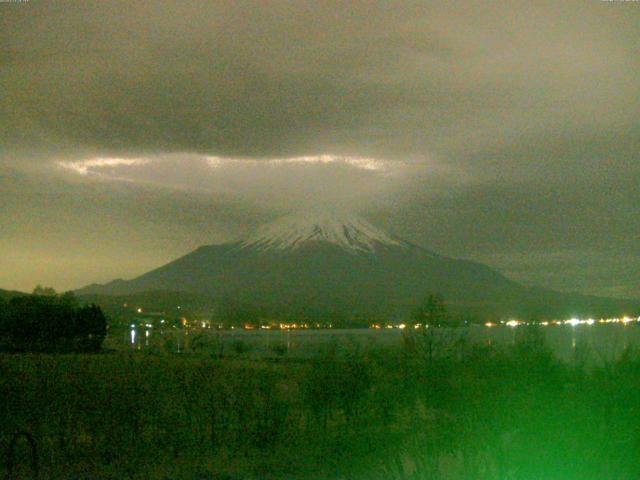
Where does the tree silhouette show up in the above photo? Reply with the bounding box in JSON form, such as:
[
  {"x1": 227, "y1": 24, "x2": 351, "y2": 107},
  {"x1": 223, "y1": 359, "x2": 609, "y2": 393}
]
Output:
[
  {"x1": 75, "y1": 304, "x2": 107, "y2": 351},
  {"x1": 408, "y1": 293, "x2": 452, "y2": 361},
  {"x1": 412, "y1": 293, "x2": 448, "y2": 328},
  {"x1": 0, "y1": 291, "x2": 107, "y2": 352},
  {"x1": 32, "y1": 285, "x2": 57, "y2": 296}
]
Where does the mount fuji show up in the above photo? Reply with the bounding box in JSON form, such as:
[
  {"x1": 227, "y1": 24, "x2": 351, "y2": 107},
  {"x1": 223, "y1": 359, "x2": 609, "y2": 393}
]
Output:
[
  {"x1": 239, "y1": 211, "x2": 405, "y2": 253},
  {"x1": 78, "y1": 212, "x2": 637, "y2": 322}
]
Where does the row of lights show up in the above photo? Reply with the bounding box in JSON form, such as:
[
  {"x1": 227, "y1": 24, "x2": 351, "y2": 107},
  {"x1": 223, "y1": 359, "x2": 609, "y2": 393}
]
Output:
[
  {"x1": 486, "y1": 316, "x2": 640, "y2": 328},
  {"x1": 129, "y1": 307, "x2": 639, "y2": 331},
  {"x1": 371, "y1": 318, "x2": 640, "y2": 329},
  {"x1": 371, "y1": 323, "x2": 431, "y2": 330}
]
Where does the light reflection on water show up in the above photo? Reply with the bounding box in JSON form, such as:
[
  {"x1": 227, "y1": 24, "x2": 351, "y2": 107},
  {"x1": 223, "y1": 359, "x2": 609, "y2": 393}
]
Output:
[{"x1": 119, "y1": 324, "x2": 640, "y2": 363}]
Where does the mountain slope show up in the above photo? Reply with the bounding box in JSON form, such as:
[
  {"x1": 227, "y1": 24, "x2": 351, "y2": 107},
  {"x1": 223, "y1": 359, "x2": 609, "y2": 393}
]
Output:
[{"x1": 78, "y1": 213, "x2": 639, "y2": 321}]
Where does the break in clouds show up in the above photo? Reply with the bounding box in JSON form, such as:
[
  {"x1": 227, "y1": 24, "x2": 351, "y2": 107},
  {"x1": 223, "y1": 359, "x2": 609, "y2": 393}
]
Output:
[
  {"x1": 1, "y1": 0, "x2": 639, "y2": 296},
  {"x1": 55, "y1": 153, "x2": 439, "y2": 212}
]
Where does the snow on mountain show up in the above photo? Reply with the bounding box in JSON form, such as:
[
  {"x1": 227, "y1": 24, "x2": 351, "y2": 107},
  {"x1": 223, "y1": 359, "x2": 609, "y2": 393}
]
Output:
[
  {"x1": 76, "y1": 209, "x2": 638, "y2": 320},
  {"x1": 239, "y1": 211, "x2": 405, "y2": 253}
]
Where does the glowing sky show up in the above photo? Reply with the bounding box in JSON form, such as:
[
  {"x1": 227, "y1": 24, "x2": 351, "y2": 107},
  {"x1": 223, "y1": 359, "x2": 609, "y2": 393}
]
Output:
[{"x1": 0, "y1": 1, "x2": 639, "y2": 297}]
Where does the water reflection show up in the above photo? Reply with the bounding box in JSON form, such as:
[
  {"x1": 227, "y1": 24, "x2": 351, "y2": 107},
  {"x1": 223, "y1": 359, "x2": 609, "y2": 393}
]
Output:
[
  {"x1": 129, "y1": 325, "x2": 152, "y2": 350},
  {"x1": 116, "y1": 323, "x2": 640, "y2": 364}
]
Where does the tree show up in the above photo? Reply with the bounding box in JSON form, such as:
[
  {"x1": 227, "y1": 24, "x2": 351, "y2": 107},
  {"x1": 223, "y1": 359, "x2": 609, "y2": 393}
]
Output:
[
  {"x1": 0, "y1": 297, "x2": 7, "y2": 347},
  {"x1": 32, "y1": 285, "x2": 57, "y2": 296},
  {"x1": 0, "y1": 292, "x2": 108, "y2": 352},
  {"x1": 411, "y1": 293, "x2": 448, "y2": 328},
  {"x1": 407, "y1": 293, "x2": 452, "y2": 361},
  {"x1": 75, "y1": 304, "x2": 107, "y2": 352},
  {"x1": 59, "y1": 291, "x2": 79, "y2": 309}
]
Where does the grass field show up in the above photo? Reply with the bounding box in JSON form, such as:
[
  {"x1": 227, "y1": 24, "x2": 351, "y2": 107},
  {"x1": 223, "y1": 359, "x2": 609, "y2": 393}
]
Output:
[{"x1": 2, "y1": 328, "x2": 640, "y2": 479}]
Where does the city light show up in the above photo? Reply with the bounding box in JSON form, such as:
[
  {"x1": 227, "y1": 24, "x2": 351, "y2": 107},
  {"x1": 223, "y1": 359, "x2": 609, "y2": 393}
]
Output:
[{"x1": 480, "y1": 316, "x2": 640, "y2": 328}]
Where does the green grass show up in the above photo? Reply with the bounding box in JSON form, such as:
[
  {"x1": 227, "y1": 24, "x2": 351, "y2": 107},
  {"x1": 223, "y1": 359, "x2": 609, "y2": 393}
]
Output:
[{"x1": 2, "y1": 330, "x2": 640, "y2": 479}]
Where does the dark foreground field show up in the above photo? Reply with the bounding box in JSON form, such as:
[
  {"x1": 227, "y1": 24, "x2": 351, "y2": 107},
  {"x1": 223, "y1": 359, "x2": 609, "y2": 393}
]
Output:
[{"x1": 2, "y1": 329, "x2": 640, "y2": 480}]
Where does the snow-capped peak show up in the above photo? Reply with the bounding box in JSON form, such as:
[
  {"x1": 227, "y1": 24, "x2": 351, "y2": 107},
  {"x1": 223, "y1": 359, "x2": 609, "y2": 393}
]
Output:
[{"x1": 240, "y1": 211, "x2": 405, "y2": 253}]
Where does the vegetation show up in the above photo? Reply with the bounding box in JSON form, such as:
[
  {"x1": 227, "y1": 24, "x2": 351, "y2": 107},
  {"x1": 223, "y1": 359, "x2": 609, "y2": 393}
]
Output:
[
  {"x1": 0, "y1": 289, "x2": 107, "y2": 353},
  {"x1": 411, "y1": 293, "x2": 449, "y2": 327},
  {"x1": 2, "y1": 330, "x2": 640, "y2": 479}
]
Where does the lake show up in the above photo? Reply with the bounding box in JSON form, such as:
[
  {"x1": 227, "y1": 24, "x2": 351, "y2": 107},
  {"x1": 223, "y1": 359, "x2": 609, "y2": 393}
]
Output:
[{"x1": 111, "y1": 322, "x2": 640, "y2": 363}]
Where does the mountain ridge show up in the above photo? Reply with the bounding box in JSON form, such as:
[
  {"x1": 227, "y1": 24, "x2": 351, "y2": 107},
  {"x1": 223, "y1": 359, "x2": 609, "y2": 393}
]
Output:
[{"x1": 77, "y1": 212, "x2": 639, "y2": 321}]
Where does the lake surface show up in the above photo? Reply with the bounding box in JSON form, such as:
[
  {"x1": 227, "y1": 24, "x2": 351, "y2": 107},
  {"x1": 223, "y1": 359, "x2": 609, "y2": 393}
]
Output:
[{"x1": 110, "y1": 323, "x2": 640, "y2": 363}]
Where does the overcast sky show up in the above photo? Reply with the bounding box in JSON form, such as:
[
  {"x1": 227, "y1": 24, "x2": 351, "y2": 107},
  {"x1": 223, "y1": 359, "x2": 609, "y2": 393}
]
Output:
[{"x1": 1, "y1": 1, "x2": 639, "y2": 298}]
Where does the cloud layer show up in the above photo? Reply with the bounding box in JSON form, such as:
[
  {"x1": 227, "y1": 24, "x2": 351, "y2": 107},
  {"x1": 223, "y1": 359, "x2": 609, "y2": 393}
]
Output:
[{"x1": 54, "y1": 153, "x2": 443, "y2": 212}]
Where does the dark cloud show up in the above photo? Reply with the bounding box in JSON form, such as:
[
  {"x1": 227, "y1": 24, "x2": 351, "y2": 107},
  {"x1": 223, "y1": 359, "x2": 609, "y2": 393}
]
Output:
[
  {"x1": 3, "y1": 1, "x2": 638, "y2": 159},
  {"x1": 0, "y1": 1, "x2": 638, "y2": 296}
]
